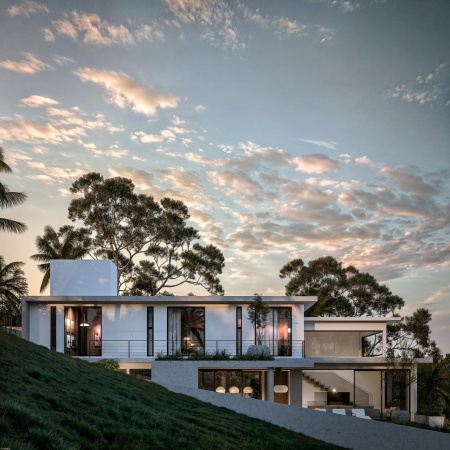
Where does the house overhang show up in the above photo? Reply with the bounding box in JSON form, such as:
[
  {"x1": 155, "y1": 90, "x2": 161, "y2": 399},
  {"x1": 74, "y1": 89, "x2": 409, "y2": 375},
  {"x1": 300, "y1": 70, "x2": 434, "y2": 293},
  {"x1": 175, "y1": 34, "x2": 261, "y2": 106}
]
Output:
[{"x1": 22, "y1": 295, "x2": 317, "y2": 307}]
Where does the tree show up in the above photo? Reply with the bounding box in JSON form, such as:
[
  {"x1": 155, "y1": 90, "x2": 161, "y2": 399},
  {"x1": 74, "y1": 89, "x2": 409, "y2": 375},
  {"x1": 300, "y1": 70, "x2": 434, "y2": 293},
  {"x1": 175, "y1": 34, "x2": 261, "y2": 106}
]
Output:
[
  {"x1": 387, "y1": 308, "x2": 438, "y2": 358},
  {"x1": 31, "y1": 225, "x2": 92, "y2": 293},
  {"x1": 418, "y1": 353, "x2": 450, "y2": 417},
  {"x1": 0, "y1": 147, "x2": 27, "y2": 234},
  {"x1": 280, "y1": 256, "x2": 435, "y2": 357},
  {"x1": 280, "y1": 256, "x2": 404, "y2": 316},
  {"x1": 0, "y1": 256, "x2": 28, "y2": 325},
  {"x1": 67, "y1": 172, "x2": 225, "y2": 295},
  {"x1": 247, "y1": 294, "x2": 270, "y2": 345}
]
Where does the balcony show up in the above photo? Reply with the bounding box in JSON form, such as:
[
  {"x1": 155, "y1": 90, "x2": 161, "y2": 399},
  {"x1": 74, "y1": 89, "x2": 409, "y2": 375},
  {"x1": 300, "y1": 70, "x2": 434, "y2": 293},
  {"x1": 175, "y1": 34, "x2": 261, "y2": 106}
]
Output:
[{"x1": 84, "y1": 339, "x2": 305, "y2": 359}]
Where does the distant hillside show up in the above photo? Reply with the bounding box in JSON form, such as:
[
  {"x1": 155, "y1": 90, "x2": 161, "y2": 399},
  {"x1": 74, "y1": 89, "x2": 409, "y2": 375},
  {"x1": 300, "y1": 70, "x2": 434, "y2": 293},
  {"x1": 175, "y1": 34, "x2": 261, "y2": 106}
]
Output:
[{"x1": 0, "y1": 332, "x2": 339, "y2": 449}]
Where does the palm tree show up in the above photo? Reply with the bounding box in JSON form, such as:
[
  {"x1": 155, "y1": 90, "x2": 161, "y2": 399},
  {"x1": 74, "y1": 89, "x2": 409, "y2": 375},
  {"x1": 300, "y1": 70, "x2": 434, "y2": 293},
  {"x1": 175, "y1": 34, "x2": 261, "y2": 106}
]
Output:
[
  {"x1": 0, "y1": 147, "x2": 27, "y2": 234},
  {"x1": 31, "y1": 225, "x2": 91, "y2": 293},
  {"x1": 0, "y1": 256, "x2": 28, "y2": 326}
]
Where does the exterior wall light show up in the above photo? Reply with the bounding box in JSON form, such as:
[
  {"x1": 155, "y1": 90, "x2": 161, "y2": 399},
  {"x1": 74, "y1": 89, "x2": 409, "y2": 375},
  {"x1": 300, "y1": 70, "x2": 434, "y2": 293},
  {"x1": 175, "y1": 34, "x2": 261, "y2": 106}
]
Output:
[
  {"x1": 229, "y1": 386, "x2": 239, "y2": 394},
  {"x1": 215, "y1": 386, "x2": 226, "y2": 393},
  {"x1": 243, "y1": 386, "x2": 253, "y2": 394},
  {"x1": 274, "y1": 385, "x2": 288, "y2": 394}
]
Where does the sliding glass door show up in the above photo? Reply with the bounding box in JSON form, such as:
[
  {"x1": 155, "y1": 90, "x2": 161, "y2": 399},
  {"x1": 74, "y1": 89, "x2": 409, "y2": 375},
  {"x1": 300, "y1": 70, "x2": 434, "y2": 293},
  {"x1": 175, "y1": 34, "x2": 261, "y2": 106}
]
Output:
[
  {"x1": 64, "y1": 307, "x2": 102, "y2": 356},
  {"x1": 262, "y1": 307, "x2": 292, "y2": 356},
  {"x1": 167, "y1": 307, "x2": 205, "y2": 355}
]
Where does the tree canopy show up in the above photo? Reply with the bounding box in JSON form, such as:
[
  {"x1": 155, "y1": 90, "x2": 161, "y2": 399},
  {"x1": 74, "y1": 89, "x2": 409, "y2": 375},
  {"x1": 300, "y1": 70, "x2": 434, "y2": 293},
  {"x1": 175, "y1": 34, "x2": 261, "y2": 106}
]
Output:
[
  {"x1": 280, "y1": 256, "x2": 436, "y2": 357},
  {"x1": 0, "y1": 147, "x2": 27, "y2": 234},
  {"x1": 66, "y1": 172, "x2": 225, "y2": 295},
  {"x1": 280, "y1": 256, "x2": 404, "y2": 317},
  {"x1": 31, "y1": 225, "x2": 91, "y2": 293},
  {"x1": 0, "y1": 256, "x2": 28, "y2": 325}
]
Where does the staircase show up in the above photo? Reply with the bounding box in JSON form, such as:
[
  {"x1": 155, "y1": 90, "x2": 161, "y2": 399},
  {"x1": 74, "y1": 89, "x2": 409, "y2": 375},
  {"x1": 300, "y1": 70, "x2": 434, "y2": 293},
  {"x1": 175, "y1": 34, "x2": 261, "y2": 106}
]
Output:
[{"x1": 303, "y1": 373, "x2": 330, "y2": 392}]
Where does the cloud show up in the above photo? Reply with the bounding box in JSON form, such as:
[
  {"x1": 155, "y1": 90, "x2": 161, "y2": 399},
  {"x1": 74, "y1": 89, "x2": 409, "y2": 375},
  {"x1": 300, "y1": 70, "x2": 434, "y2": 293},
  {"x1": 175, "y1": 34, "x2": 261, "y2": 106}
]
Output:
[
  {"x1": 163, "y1": 0, "x2": 242, "y2": 49},
  {"x1": 74, "y1": 68, "x2": 179, "y2": 116},
  {"x1": 7, "y1": 0, "x2": 49, "y2": 17},
  {"x1": 41, "y1": 27, "x2": 55, "y2": 42},
  {"x1": 52, "y1": 55, "x2": 75, "y2": 66},
  {"x1": 301, "y1": 138, "x2": 337, "y2": 150},
  {"x1": 19, "y1": 95, "x2": 59, "y2": 108},
  {"x1": 207, "y1": 170, "x2": 265, "y2": 203},
  {"x1": 25, "y1": 161, "x2": 86, "y2": 181},
  {"x1": 293, "y1": 153, "x2": 339, "y2": 173},
  {"x1": 166, "y1": 167, "x2": 202, "y2": 191},
  {"x1": 386, "y1": 62, "x2": 449, "y2": 106},
  {"x1": 380, "y1": 167, "x2": 439, "y2": 196},
  {"x1": 0, "y1": 52, "x2": 52, "y2": 74},
  {"x1": 52, "y1": 11, "x2": 137, "y2": 46},
  {"x1": 132, "y1": 132, "x2": 164, "y2": 143},
  {"x1": 0, "y1": 105, "x2": 123, "y2": 145},
  {"x1": 311, "y1": 0, "x2": 360, "y2": 13},
  {"x1": 355, "y1": 155, "x2": 377, "y2": 167},
  {"x1": 195, "y1": 105, "x2": 207, "y2": 112},
  {"x1": 135, "y1": 23, "x2": 165, "y2": 42}
]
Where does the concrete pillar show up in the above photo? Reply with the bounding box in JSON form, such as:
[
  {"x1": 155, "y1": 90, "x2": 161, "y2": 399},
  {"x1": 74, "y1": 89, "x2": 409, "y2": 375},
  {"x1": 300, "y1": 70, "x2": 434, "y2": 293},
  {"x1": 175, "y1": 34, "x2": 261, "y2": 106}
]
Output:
[
  {"x1": 410, "y1": 365, "x2": 418, "y2": 414},
  {"x1": 290, "y1": 369, "x2": 303, "y2": 407},
  {"x1": 267, "y1": 368, "x2": 274, "y2": 402}
]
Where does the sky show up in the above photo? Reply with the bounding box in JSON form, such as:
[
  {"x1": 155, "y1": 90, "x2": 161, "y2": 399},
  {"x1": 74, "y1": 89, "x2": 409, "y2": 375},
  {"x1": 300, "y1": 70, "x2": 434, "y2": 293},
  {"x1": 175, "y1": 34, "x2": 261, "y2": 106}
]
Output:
[{"x1": 0, "y1": 0, "x2": 449, "y2": 351}]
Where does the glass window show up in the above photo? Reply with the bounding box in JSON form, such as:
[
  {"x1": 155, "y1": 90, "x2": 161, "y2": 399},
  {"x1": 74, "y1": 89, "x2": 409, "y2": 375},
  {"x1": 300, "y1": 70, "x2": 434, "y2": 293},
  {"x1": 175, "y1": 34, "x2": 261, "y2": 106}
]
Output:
[
  {"x1": 167, "y1": 307, "x2": 205, "y2": 355},
  {"x1": 236, "y1": 307, "x2": 242, "y2": 356},
  {"x1": 305, "y1": 331, "x2": 383, "y2": 357},
  {"x1": 50, "y1": 306, "x2": 56, "y2": 351},
  {"x1": 261, "y1": 307, "x2": 292, "y2": 356},
  {"x1": 64, "y1": 307, "x2": 102, "y2": 356},
  {"x1": 199, "y1": 370, "x2": 262, "y2": 400},
  {"x1": 147, "y1": 307, "x2": 153, "y2": 356}
]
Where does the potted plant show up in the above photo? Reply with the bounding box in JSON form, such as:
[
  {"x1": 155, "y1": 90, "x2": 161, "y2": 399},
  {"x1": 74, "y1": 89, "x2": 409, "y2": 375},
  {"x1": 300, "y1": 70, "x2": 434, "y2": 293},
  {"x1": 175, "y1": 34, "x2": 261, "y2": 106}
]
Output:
[{"x1": 247, "y1": 294, "x2": 270, "y2": 356}]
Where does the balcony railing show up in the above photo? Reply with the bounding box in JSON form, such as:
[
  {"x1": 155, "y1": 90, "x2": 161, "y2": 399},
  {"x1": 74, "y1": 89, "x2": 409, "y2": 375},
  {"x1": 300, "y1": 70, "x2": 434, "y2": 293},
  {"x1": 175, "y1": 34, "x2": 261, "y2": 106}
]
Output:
[{"x1": 85, "y1": 339, "x2": 305, "y2": 359}]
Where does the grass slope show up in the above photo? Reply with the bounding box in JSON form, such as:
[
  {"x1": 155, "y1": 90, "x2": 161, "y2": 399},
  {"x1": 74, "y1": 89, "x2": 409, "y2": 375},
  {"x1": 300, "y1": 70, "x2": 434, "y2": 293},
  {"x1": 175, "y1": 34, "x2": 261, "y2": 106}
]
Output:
[{"x1": 0, "y1": 332, "x2": 341, "y2": 449}]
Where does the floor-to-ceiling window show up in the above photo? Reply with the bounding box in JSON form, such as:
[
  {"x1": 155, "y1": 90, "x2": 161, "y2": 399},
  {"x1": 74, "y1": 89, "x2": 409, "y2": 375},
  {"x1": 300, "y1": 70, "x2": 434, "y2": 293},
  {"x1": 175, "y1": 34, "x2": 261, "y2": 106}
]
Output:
[
  {"x1": 64, "y1": 307, "x2": 102, "y2": 356},
  {"x1": 199, "y1": 370, "x2": 262, "y2": 400},
  {"x1": 167, "y1": 307, "x2": 205, "y2": 355},
  {"x1": 261, "y1": 307, "x2": 292, "y2": 356}
]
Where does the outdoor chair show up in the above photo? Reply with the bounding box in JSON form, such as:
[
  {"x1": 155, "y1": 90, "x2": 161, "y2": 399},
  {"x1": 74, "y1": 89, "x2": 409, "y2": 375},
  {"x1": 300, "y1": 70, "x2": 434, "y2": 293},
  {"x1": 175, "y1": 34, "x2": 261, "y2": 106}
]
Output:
[
  {"x1": 332, "y1": 409, "x2": 346, "y2": 415},
  {"x1": 351, "y1": 409, "x2": 371, "y2": 419}
]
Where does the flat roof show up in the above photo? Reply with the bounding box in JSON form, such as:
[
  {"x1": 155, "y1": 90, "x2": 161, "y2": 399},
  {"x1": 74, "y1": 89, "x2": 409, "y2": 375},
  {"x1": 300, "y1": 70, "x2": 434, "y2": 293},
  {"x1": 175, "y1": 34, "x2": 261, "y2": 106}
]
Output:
[
  {"x1": 305, "y1": 317, "x2": 401, "y2": 324},
  {"x1": 23, "y1": 295, "x2": 318, "y2": 306}
]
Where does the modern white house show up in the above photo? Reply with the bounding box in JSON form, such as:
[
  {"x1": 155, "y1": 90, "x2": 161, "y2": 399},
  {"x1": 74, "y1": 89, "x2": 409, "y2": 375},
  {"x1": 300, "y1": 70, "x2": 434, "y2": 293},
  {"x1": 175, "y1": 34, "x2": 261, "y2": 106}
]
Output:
[{"x1": 22, "y1": 260, "x2": 430, "y2": 419}]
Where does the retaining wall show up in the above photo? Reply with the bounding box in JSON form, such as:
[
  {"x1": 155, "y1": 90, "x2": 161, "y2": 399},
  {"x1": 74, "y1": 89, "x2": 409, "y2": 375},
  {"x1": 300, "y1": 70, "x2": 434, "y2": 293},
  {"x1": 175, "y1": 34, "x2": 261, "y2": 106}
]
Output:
[{"x1": 154, "y1": 381, "x2": 450, "y2": 450}]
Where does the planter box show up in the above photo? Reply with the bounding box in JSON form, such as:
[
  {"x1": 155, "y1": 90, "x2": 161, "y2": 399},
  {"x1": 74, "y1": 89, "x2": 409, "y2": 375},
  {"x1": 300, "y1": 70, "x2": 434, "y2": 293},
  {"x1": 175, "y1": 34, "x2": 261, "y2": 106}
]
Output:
[{"x1": 412, "y1": 414, "x2": 445, "y2": 428}]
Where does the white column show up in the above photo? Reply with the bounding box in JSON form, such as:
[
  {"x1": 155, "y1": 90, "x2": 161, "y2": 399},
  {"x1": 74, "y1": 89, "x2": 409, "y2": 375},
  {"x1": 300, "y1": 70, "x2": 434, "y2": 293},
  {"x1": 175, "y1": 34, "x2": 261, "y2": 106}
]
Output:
[
  {"x1": 411, "y1": 365, "x2": 418, "y2": 414},
  {"x1": 267, "y1": 368, "x2": 274, "y2": 402}
]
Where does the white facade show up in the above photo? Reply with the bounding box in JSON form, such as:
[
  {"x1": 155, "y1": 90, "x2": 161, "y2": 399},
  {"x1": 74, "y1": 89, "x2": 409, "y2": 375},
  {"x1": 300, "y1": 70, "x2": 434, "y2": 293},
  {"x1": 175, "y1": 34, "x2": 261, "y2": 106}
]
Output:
[{"x1": 50, "y1": 260, "x2": 117, "y2": 296}]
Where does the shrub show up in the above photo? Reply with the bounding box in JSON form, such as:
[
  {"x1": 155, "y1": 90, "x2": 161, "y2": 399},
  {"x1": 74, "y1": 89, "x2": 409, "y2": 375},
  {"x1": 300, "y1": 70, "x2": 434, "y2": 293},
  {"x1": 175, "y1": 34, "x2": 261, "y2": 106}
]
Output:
[{"x1": 94, "y1": 359, "x2": 120, "y2": 372}]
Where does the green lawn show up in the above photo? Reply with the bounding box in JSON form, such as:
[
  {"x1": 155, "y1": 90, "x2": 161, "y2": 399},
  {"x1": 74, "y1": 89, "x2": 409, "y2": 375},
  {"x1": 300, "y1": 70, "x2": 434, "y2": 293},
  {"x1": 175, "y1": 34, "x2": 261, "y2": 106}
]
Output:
[{"x1": 0, "y1": 332, "x2": 342, "y2": 449}]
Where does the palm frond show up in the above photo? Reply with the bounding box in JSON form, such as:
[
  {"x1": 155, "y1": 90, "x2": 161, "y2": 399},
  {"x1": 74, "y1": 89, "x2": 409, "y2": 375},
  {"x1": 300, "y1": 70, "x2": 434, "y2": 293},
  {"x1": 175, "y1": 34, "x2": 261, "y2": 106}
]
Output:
[{"x1": 0, "y1": 218, "x2": 27, "y2": 233}]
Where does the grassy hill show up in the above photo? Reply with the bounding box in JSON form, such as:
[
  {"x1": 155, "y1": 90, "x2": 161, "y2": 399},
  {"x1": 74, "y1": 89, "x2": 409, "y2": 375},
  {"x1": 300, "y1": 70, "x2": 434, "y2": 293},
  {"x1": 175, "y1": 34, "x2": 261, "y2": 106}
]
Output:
[{"x1": 0, "y1": 332, "x2": 340, "y2": 449}]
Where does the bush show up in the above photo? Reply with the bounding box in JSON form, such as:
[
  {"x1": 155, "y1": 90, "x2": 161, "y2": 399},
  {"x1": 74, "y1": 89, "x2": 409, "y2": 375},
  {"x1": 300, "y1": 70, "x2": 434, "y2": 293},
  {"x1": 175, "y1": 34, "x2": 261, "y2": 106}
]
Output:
[{"x1": 94, "y1": 359, "x2": 120, "y2": 371}]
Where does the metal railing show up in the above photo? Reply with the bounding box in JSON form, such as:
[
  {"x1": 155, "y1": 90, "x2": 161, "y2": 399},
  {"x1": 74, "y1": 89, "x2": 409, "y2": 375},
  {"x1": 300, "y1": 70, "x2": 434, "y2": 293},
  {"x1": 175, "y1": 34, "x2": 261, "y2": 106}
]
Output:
[{"x1": 83, "y1": 339, "x2": 305, "y2": 359}]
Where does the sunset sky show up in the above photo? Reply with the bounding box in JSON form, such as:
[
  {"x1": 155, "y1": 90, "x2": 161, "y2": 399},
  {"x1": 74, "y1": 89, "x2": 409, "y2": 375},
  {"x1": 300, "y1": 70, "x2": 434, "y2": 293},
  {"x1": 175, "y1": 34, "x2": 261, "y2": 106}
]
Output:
[{"x1": 1, "y1": 0, "x2": 449, "y2": 351}]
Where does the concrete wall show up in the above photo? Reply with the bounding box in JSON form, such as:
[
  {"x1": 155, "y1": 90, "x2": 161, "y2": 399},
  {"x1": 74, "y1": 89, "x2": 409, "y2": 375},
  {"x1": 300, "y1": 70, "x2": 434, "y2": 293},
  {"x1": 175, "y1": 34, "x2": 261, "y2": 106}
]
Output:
[
  {"x1": 155, "y1": 381, "x2": 450, "y2": 450},
  {"x1": 50, "y1": 260, "x2": 117, "y2": 296}
]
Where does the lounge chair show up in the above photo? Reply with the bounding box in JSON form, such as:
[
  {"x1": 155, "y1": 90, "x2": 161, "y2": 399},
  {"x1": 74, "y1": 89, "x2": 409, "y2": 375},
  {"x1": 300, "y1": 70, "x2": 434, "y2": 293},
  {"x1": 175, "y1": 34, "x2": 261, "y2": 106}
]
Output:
[
  {"x1": 315, "y1": 409, "x2": 327, "y2": 412},
  {"x1": 332, "y1": 409, "x2": 346, "y2": 415},
  {"x1": 352, "y1": 409, "x2": 372, "y2": 419}
]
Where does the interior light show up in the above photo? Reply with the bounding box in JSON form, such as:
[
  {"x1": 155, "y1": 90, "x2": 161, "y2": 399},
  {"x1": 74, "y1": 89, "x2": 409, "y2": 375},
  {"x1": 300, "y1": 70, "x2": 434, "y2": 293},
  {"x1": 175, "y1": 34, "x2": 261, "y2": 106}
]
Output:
[
  {"x1": 332, "y1": 388, "x2": 337, "y2": 393},
  {"x1": 288, "y1": 328, "x2": 291, "y2": 333}
]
